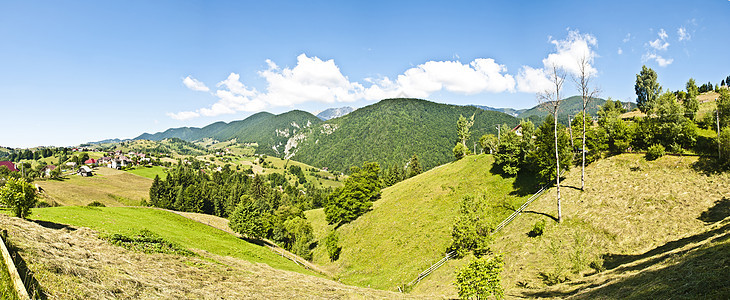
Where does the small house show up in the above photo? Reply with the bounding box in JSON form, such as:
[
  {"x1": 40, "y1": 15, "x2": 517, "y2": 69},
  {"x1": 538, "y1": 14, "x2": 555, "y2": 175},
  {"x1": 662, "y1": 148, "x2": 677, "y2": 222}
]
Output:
[
  {"x1": 78, "y1": 166, "x2": 93, "y2": 177},
  {"x1": 84, "y1": 158, "x2": 97, "y2": 166},
  {"x1": 41, "y1": 165, "x2": 57, "y2": 176},
  {"x1": 0, "y1": 161, "x2": 18, "y2": 172},
  {"x1": 511, "y1": 124, "x2": 523, "y2": 137}
]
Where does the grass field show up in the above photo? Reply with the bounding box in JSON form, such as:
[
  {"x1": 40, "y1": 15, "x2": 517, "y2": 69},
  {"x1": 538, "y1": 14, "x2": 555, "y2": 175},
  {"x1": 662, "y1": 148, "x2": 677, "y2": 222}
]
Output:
[
  {"x1": 0, "y1": 214, "x2": 416, "y2": 299},
  {"x1": 125, "y1": 165, "x2": 167, "y2": 179},
  {"x1": 0, "y1": 256, "x2": 18, "y2": 300},
  {"x1": 29, "y1": 206, "x2": 311, "y2": 274},
  {"x1": 36, "y1": 167, "x2": 151, "y2": 206},
  {"x1": 414, "y1": 153, "x2": 730, "y2": 298},
  {"x1": 308, "y1": 154, "x2": 533, "y2": 292}
]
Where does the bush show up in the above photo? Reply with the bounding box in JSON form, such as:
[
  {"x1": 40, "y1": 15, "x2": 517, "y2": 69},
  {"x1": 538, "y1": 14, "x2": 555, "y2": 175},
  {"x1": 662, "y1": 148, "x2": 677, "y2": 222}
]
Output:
[
  {"x1": 104, "y1": 229, "x2": 195, "y2": 256},
  {"x1": 454, "y1": 255, "x2": 504, "y2": 300},
  {"x1": 0, "y1": 177, "x2": 37, "y2": 218},
  {"x1": 324, "y1": 230, "x2": 341, "y2": 261},
  {"x1": 87, "y1": 201, "x2": 106, "y2": 207},
  {"x1": 646, "y1": 144, "x2": 666, "y2": 161},
  {"x1": 453, "y1": 142, "x2": 469, "y2": 160},
  {"x1": 527, "y1": 219, "x2": 546, "y2": 237}
]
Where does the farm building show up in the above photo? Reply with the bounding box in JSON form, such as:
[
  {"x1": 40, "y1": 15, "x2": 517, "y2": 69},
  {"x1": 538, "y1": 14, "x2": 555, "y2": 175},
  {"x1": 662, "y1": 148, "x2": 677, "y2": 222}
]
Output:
[
  {"x1": 84, "y1": 158, "x2": 97, "y2": 165},
  {"x1": 41, "y1": 165, "x2": 57, "y2": 176},
  {"x1": 0, "y1": 161, "x2": 18, "y2": 172},
  {"x1": 78, "y1": 166, "x2": 93, "y2": 177}
]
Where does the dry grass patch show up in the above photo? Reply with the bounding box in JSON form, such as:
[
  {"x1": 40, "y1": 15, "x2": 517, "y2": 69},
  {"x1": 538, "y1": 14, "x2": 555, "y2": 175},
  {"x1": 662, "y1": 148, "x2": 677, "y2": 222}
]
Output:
[
  {"x1": 35, "y1": 167, "x2": 151, "y2": 206},
  {"x1": 0, "y1": 215, "x2": 421, "y2": 299}
]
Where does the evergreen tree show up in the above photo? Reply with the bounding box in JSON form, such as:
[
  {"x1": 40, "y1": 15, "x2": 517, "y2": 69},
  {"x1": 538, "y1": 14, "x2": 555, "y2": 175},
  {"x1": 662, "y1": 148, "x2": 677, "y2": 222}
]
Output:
[
  {"x1": 407, "y1": 154, "x2": 422, "y2": 178},
  {"x1": 528, "y1": 116, "x2": 572, "y2": 185},
  {"x1": 149, "y1": 175, "x2": 161, "y2": 207},
  {"x1": 635, "y1": 65, "x2": 662, "y2": 113}
]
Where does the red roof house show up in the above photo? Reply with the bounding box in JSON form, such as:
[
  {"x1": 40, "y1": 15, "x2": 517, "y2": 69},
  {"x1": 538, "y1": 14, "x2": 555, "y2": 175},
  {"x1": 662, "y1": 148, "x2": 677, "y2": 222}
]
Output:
[
  {"x1": 84, "y1": 159, "x2": 97, "y2": 165},
  {"x1": 0, "y1": 161, "x2": 18, "y2": 172}
]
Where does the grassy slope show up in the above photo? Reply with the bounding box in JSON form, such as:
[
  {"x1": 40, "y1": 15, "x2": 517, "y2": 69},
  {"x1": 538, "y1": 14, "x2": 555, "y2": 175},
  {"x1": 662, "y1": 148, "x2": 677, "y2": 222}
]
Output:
[
  {"x1": 308, "y1": 154, "x2": 534, "y2": 291},
  {"x1": 36, "y1": 167, "x2": 151, "y2": 206},
  {"x1": 415, "y1": 154, "x2": 730, "y2": 298},
  {"x1": 0, "y1": 257, "x2": 18, "y2": 300},
  {"x1": 0, "y1": 214, "x2": 416, "y2": 299},
  {"x1": 29, "y1": 206, "x2": 311, "y2": 274},
  {"x1": 125, "y1": 165, "x2": 167, "y2": 180}
]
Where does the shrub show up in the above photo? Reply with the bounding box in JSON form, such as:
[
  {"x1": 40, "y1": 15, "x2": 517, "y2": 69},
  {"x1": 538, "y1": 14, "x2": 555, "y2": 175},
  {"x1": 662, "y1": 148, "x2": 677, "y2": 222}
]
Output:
[
  {"x1": 87, "y1": 201, "x2": 106, "y2": 207},
  {"x1": 454, "y1": 254, "x2": 504, "y2": 300},
  {"x1": 324, "y1": 230, "x2": 341, "y2": 261},
  {"x1": 453, "y1": 142, "x2": 469, "y2": 160},
  {"x1": 104, "y1": 229, "x2": 194, "y2": 256},
  {"x1": 527, "y1": 219, "x2": 546, "y2": 237},
  {"x1": 0, "y1": 177, "x2": 37, "y2": 218},
  {"x1": 646, "y1": 144, "x2": 666, "y2": 161}
]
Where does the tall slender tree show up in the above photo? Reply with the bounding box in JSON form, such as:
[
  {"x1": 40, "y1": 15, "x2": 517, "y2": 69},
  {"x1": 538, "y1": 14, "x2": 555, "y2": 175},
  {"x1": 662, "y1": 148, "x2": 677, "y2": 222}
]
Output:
[
  {"x1": 574, "y1": 55, "x2": 599, "y2": 191},
  {"x1": 635, "y1": 65, "x2": 662, "y2": 113},
  {"x1": 538, "y1": 64, "x2": 566, "y2": 223}
]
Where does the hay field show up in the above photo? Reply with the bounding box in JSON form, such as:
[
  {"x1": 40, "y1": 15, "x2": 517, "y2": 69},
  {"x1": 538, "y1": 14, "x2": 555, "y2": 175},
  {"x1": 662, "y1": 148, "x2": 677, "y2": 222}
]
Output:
[{"x1": 35, "y1": 167, "x2": 151, "y2": 206}]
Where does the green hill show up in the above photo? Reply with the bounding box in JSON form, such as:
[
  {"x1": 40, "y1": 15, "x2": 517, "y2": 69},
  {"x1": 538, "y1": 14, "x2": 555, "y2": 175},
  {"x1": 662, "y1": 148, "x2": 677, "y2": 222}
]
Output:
[
  {"x1": 305, "y1": 154, "x2": 533, "y2": 291},
  {"x1": 517, "y1": 96, "x2": 637, "y2": 123},
  {"x1": 306, "y1": 153, "x2": 730, "y2": 298},
  {"x1": 291, "y1": 98, "x2": 519, "y2": 172},
  {"x1": 135, "y1": 110, "x2": 322, "y2": 157}
]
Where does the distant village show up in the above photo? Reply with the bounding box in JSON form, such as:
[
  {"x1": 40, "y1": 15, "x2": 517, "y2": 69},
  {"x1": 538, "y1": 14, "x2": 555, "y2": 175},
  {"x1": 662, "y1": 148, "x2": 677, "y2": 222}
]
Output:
[{"x1": 0, "y1": 148, "x2": 154, "y2": 178}]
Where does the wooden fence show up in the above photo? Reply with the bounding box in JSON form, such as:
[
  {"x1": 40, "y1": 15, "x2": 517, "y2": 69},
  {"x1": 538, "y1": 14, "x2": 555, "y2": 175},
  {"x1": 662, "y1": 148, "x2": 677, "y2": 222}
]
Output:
[{"x1": 0, "y1": 230, "x2": 30, "y2": 300}]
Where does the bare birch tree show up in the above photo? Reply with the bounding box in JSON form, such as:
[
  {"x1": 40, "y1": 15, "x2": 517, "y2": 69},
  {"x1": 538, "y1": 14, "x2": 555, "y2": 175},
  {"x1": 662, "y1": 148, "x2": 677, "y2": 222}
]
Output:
[
  {"x1": 538, "y1": 64, "x2": 566, "y2": 223},
  {"x1": 573, "y1": 55, "x2": 599, "y2": 191}
]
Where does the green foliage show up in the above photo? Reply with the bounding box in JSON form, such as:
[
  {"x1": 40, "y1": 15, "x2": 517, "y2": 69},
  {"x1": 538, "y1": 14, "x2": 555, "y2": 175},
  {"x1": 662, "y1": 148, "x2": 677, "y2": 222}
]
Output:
[
  {"x1": 453, "y1": 142, "x2": 469, "y2": 160},
  {"x1": 0, "y1": 177, "x2": 37, "y2": 218},
  {"x1": 324, "y1": 230, "x2": 341, "y2": 261},
  {"x1": 479, "y1": 134, "x2": 499, "y2": 154},
  {"x1": 87, "y1": 201, "x2": 105, "y2": 207},
  {"x1": 454, "y1": 254, "x2": 504, "y2": 300},
  {"x1": 449, "y1": 196, "x2": 494, "y2": 258},
  {"x1": 406, "y1": 154, "x2": 422, "y2": 177},
  {"x1": 229, "y1": 196, "x2": 265, "y2": 239},
  {"x1": 718, "y1": 127, "x2": 730, "y2": 167},
  {"x1": 457, "y1": 114, "x2": 475, "y2": 146},
  {"x1": 293, "y1": 99, "x2": 518, "y2": 173},
  {"x1": 516, "y1": 96, "x2": 635, "y2": 125},
  {"x1": 283, "y1": 216, "x2": 315, "y2": 260},
  {"x1": 635, "y1": 65, "x2": 662, "y2": 113},
  {"x1": 528, "y1": 115, "x2": 572, "y2": 185},
  {"x1": 494, "y1": 130, "x2": 521, "y2": 175},
  {"x1": 646, "y1": 144, "x2": 666, "y2": 161},
  {"x1": 718, "y1": 89, "x2": 730, "y2": 129},
  {"x1": 633, "y1": 92, "x2": 697, "y2": 152},
  {"x1": 324, "y1": 162, "x2": 381, "y2": 226},
  {"x1": 104, "y1": 229, "x2": 195, "y2": 256},
  {"x1": 528, "y1": 219, "x2": 546, "y2": 237}
]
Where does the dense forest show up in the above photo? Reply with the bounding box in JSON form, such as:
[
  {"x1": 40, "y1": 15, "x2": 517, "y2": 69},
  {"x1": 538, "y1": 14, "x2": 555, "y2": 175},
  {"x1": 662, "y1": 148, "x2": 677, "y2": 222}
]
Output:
[{"x1": 291, "y1": 98, "x2": 520, "y2": 172}]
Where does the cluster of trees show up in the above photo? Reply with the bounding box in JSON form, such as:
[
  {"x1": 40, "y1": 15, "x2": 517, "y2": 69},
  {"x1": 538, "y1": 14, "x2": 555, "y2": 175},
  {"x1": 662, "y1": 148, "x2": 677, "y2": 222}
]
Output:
[
  {"x1": 381, "y1": 154, "x2": 422, "y2": 187},
  {"x1": 324, "y1": 162, "x2": 382, "y2": 226},
  {"x1": 148, "y1": 161, "x2": 329, "y2": 259},
  {"x1": 6, "y1": 147, "x2": 71, "y2": 162}
]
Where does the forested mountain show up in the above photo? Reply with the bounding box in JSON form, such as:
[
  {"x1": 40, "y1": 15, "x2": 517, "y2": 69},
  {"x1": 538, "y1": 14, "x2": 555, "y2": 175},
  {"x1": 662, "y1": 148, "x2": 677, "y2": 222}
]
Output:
[
  {"x1": 316, "y1": 107, "x2": 354, "y2": 120},
  {"x1": 289, "y1": 98, "x2": 519, "y2": 172},
  {"x1": 469, "y1": 105, "x2": 525, "y2": 117},
  {"x1": 135, "y1": 111, "x2": 322, "y2": 157},
  {"x1": 517, "y1": 96, "x2": 636, "y2": 122}
]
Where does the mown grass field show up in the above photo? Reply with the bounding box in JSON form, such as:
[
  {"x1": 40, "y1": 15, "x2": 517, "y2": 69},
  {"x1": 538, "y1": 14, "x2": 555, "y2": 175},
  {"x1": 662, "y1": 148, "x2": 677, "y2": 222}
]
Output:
[
  {"x1": 36, "y1": 167, "x2": 151, "y2": 206},
  {"x1": 0, "y1": 257, "x2": 18, "y2": 300},
  {"x1": 414, "y1": 153, "x2": 730, "y2": 298},
  {"x1": 308, "y1": 154, "x2": 533, "y2": 291},
  {"x1": 0, "y1": 214, "x2": 416, "y2": 299},
  {"x1": 29, "y1": 206, "x2": 311, "y2": 274},
  {"x1": 125, "y1": 165, "x2": 167, "y2": 180}
]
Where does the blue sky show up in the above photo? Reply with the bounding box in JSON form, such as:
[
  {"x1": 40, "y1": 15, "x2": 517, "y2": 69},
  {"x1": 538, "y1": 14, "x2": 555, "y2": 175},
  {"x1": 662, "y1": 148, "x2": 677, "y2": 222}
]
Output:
[{"x1": 1, "y1": 0, "x2": 729, "y2": 148}]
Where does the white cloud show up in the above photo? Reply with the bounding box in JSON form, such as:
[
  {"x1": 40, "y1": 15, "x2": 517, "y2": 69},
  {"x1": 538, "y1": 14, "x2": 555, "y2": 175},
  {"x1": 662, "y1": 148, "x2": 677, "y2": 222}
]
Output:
[
  {"x1": 166, "y1": 111, "x2": 200, "y2": 121},
  {"x1": 643, "y1": 53, "x2": 673, "y2": 67},
  {"x1": 516, "y1": 66, "x2": 552, "y2": 93},
  {"x1": 256, "y1": 54, "x2": 365, "y2": 106},
  {"x1": 649, "y1": 28, "x2": 670, "y2": 51},
  {"x1": 622, "y1": 33, "x2": 631, "y2": 43},
  {"x1": 617, "y1": 47, "x2": 623, "y2": 55},
  {"x1": 369, "y1": 59, "x2": 516, "y2": 99},
  {"x1": 182, "y1": 76, "x2": 209, "y2": 92},
  {"x1": 677, "y1": 27, "x2": 690, "y2": 41},
  {"x1": 516, "y1": 29, "x2": 598, "y2": 93}
]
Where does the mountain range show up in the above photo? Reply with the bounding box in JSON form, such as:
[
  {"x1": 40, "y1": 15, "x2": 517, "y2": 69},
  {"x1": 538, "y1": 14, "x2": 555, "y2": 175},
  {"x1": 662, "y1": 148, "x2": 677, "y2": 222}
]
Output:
[{"x1": 133, "y1": 96, "x2": 636, "y2": 172}]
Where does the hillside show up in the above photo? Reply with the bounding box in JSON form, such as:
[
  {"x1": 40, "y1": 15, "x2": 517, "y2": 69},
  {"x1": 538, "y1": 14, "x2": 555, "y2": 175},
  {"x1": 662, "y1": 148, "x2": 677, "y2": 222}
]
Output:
[
  {"x1": 305, "y1": 154, "x2": 534, "y2": 290},
  {"x1": 36, "y1": 167, "x2": 152, "y2": 207},
  {"x1": 135, "y1": 111, "x2": 322, "y2": 157},
  {"x1": 518, "y1": 96, "x2": 636, "y2": 121},
  {"x1": 0, "y1": 208, "x2": 415, "y2": 299},
  {"x1": 291, "y1": 99, "x2": 519, "y2": 172},
  {"x1": 304, "y1": 153, "x2": 730, "y2": 298}
]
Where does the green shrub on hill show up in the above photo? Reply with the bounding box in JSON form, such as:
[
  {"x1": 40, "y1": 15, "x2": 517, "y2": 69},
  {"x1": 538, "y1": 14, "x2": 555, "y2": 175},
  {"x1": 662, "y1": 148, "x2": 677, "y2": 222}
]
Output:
[
  {"x1": 646, "y1": 144, "x2": 665, "y2": 161},
  {"x1": 455, "y1": 254, "x2": 504, "y2": 300}
]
